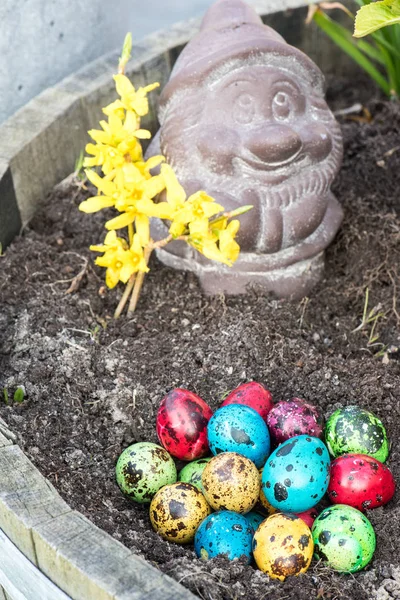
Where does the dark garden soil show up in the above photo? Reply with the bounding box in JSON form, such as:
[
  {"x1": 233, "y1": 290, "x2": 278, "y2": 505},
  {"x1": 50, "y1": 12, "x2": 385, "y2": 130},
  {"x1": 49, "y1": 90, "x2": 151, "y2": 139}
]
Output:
[{"x1": 1, "y1": 76, "x2": 400, "y2": 600}]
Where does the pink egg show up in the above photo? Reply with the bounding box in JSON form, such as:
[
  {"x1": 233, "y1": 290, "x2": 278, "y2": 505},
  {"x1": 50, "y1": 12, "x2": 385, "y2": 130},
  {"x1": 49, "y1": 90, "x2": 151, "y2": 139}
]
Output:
[
  {"x1": 221, "y1": 382, "x2": 273, "y2": 422},
  {"x1": 266, "y1": 398, "x2": 323, "y2": 445}
]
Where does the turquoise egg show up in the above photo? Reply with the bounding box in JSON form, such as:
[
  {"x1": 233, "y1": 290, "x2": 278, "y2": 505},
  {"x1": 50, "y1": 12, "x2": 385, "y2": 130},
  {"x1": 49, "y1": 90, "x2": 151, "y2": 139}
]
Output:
[
  {"x1": 178, "y1": 458, "x2": 211, "y2": 493},
  {"x1": 116, "y1": 442, "x2": 177, "y2": 503},
  {"x1": 194, "y1": 511, "x2": 253, "y2": 563},
  {"x1": 245, "y1": 511, "x2": 265, "y2": 534},
  {"x1": 207, "y1": 404, "x2": 270, "y2": 468},
  {"x1": 325, "y1": 405, "x2": 389, "y2": 462},
  {"x1": 261, "y1": 435, "x2": 330, "y2": 512},
  {"x1": 312, "y1": 504, "x2": 376, "y2": 572}
]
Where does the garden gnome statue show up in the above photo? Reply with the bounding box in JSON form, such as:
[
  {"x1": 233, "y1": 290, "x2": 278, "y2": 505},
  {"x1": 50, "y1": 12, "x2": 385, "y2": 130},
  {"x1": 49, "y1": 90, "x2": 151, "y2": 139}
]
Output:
[{"x1": 147, "y1": 0, "x2": 343, "y2": 297}]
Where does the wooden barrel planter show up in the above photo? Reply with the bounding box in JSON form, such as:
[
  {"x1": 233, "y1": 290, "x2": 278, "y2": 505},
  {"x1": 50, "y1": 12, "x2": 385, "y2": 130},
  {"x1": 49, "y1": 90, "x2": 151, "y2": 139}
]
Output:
[{"x1": 0, "y1": 2, "x2": 358, "y2": 599}]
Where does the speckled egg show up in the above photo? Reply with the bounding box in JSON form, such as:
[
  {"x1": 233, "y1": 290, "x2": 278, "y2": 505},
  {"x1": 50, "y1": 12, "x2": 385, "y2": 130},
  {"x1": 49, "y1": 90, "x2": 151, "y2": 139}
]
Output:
[
  {"x1": 150, "y1": 482, "x2": 211, "y2": 544},
  {"x1": 178, "y1": 458, "x2": 212, "y2": 493},
  {"x1": 295, "y1": 508, "x2": 319, "y2": 529},
  {"x1": 221, "y1": 382, "x2": 273, "y2": 423},
  {"x1": 195, "y1": 511, "x2": 254, "y2": 562},
  {"x1": 207, "y1": 404, "x2": 270, "y2": 468},
  {"x1": 202, "y1": 452, "x2": 260, "y2": 513},
  {"x1": 261, "y1": 435, "x2": 330, "y2": 513},
  {"x1": 328, "y1": 453, "x2": 396, "y2": 511},
  {"x1": 312, "y1": 504, "x2": 376, "y2": 572},
  {"x1": 156, "y1": 388, "x2": 213, "y2": 461},
  {"x1": 253, "y1": 513, "x2": 314, "y2": 580},
  {"x1": 115, "y1": 442, "x2": 177, "y2": 503},
  {"x1": 266, "y1": 398, "x2": 324, "y2": 445},
  {"x1": 325, "y1": 405, "x2": 389, "y2": 462},
  {"x1": 245, "y1": 511, "x2": 265, "y2": 534},
  {"x1": 258, "y1": 469, "x2": 279, "y2": 516}
]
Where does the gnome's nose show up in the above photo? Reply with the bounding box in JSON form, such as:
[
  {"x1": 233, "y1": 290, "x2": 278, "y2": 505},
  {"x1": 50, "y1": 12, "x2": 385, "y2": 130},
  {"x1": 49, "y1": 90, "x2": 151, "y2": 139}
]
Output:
[{"x1": 247, "y1": 124, "x2": 302, "y2": 166}]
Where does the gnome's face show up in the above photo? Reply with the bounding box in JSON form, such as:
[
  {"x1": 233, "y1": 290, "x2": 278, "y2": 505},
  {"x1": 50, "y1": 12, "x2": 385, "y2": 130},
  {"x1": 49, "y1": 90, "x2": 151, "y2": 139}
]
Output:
[{"x1": 194, "y1": 66, "x2": 333, "y2": 185}]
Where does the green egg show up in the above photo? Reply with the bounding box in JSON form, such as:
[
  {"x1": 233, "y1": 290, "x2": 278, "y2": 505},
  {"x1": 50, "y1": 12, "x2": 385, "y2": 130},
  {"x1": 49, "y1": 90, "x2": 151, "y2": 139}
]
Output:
[
  {"x1": 312, "y1": 505, "x2": 376, "y2": 572},
  {"x1": 116, "y1": 442, "x2": 177, "y2": 503},
  {"x1": 178, "y1": 458, "x2": 212, "y2": 493},
  {"x1": 324, "y1": 405, "x2": 389, "y2": 462}
]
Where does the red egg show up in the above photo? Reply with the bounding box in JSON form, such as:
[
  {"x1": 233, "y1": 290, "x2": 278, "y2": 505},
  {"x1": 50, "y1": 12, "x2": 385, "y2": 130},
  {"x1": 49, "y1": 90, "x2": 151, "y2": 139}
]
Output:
[
  {"x1": 156, "y1": 389, "x2": 213, "y2": 461},
  {"x1": 221, "y1": 382, "x2": 273, "y2": 422},
  {"x1": 327, "y1": 453, "x2": 396, "y2": 511},
  {"x1": 295, "y1": 508, "x2": 318, "y2": 528}
]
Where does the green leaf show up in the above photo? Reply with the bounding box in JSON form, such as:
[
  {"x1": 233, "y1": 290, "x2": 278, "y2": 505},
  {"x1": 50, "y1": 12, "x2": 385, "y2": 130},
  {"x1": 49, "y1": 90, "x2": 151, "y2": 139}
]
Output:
[
  {"x1": 13, "y1": 386, "x2": 25, "y2": 403},
  {"x1": 354, "y1": 0, "x2": 400, "y2": 37},
  {"x1": 313, "y1": 10, "x2": 391, "y2": 95},
  {"x1": 74, "y1": 150, "x2": 84, "y2": 174},
  {"x1": 3, "y1": 388, "x2": 9, "y2": 405},
  {"x1": 118, "y1": 32, "x2": 132, "y2": 73}
]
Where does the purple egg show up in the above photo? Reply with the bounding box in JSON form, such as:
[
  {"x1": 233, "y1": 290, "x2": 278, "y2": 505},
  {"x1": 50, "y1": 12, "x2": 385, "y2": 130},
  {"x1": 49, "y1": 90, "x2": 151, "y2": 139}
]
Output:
[{"x1": 266, "y1": 398, "x2": 323, "y2": 445}]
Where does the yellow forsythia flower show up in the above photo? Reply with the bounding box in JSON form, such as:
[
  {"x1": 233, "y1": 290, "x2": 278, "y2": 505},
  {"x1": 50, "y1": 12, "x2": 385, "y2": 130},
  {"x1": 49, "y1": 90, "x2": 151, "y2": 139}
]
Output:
[
  {"x1": 90, "y1": 231, "x2": 148, "y2": 288},
  {"x1": 84, "y1": 112, "x2": 150, "y2": 175},
  {"x1": 103, "y1": 74, "x2": 160, "y2": 119},
  {"x1": 218, "y1": 219, "x2": 241, "y2": 264},
  {"x1": 160, "y1": 164, "x2": 225, "y2": 238}
]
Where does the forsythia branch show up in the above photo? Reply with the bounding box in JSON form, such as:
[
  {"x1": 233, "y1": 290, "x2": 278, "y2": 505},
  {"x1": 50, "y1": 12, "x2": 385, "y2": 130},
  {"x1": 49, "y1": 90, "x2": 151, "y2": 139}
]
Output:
[{"x1": 78, "y1": 34, "x2": 252, "y2": 316}]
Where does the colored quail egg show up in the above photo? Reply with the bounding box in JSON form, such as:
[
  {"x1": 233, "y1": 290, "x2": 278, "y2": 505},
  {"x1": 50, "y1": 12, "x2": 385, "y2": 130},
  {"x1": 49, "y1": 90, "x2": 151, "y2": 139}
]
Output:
[
  {"x1": 327, "y1": 453, "x2": 396, "y2": 511},
  {"x1": 178, "y1": 458, "x2": 212, "y2": 493},
  {"x1": 324, "y1": 405, "x2": 389, "y2": 462},
  {"x1": 258, "y1": 469, "x2": 279, "y2": 516},
  {"x1": 207, "y1": 404, "x2": 270, "y2": 468},
  {"x1": 221, "y1": 382, "x2": 273, "y2": 422},
  {"x1": 312, "y1": 504, "x2": 376, "y2": 572},
  {"x1": 295, "y1": 508, "x2": 319, "y2": 529},
  {"x1": 156, "y1": 388, "x2": 213, "y2": 460},
  {"x1": 150, "y1": 482, "x2": 211, "y2": 544},
  {"x1": 245, "y1": 511, "x2": 265, "y2": 534},
  {"x1": 253, "y1": 513, "x2": 314, "y2": 580},
  {"x1": 202, "y1": 452, "x2": 260, "y2": 513},
  {"x1": 115, "y1": 442, "x2": 177, "y2": 503},
  {"x1": 261, "y1": 435, "x2": 330, "y2": 513},
  {"x1": 266, "y1": 398, "x2": 324, "y2": 445},
  {"x1": 195, "y1": 511, "x2": 254, "y2": 563}
]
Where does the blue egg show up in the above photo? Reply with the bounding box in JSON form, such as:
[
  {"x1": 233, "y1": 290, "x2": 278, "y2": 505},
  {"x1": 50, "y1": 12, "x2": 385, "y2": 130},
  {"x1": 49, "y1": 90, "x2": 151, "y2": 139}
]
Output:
[
  {"x1": 194, "y1": 511, "x2": 253, "y2": 563},
  {"x1": 245, "y1": 511, "x2": 265, "y2": 534},
  {"x1": 261, "y1": 435, "x2": 330, "y2": 513},
  {"x1": 207, "y1": 405, "x2": 270, "y2": 468}
]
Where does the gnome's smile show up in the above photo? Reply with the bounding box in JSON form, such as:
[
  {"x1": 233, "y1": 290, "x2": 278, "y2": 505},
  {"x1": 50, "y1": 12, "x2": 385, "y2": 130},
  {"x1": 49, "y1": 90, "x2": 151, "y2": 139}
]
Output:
[{"x1": 146, "y1": 0, "x2": 344, "y2": 297}]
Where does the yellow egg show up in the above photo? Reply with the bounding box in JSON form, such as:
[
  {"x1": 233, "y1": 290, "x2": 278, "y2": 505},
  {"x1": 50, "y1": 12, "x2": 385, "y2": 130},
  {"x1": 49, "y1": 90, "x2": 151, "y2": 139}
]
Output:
[
  {"x1": 150, "y1": 482, "x2": 211, "y2": 544},
  {"x1": 253, "y1": 513, "x2": 314, "y2": 580},
  {"x1": 202, "y1": 452, "x2": 260, "y2": 513},
  {"x1": 258, "y1": 468, "x2": 279, "y2": 516}
]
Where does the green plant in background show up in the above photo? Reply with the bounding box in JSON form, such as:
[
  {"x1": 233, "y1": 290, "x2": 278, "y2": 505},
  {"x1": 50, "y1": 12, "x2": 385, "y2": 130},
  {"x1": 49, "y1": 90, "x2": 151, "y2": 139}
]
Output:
[
  {"x1": 3, "y1": 386, "x2": 26, "y2": 405},
  {"x1": 309, "y1": 1, "x2": 400, "y2": 98}
]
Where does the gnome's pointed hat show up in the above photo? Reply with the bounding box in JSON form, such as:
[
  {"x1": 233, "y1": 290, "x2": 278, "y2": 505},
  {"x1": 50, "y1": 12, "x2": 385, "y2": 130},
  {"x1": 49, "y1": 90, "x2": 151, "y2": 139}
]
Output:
[{"x1": 160, "y1": 0, "x2": 324, "y2": 107}]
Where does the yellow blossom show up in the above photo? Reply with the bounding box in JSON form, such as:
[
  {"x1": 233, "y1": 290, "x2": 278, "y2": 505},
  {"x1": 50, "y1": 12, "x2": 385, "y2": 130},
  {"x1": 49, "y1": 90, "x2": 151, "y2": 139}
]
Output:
[
  {"x1": 160, "y1": 164, "x2": 225, "y2": 237},
  {"x1": 187, "y1": 218, "x2": 241, "y2": 266},
  {"x1": 173, "y1": 191, "x2": 224, "y2": 225},
  {"x1": 90, "y1": 231, "x2": 148, "y2": 288},
  {"x1": 79, "y1": 170, "x2": 124, "y2": 213},
  {"x1": 218, "y1": 219, "x2": 241, "y2": 264},
  {"x1": 187, "y1": 220, "x2": 230, "y2": 266},
  {"x1": 102, "y1": 75, "x2": 160, "y2": 119},
  {"x1": 105, "y1": 173, "x2": 167, "y2": 238},
  {"x1": 84, "y1": 112, "x2": 149, "y2": 175}
]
